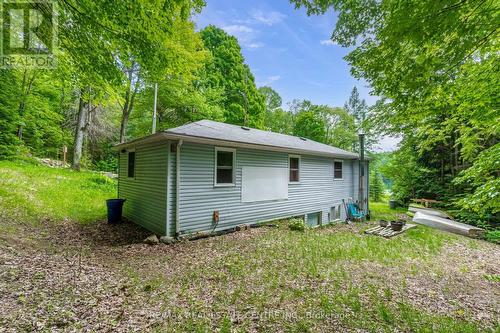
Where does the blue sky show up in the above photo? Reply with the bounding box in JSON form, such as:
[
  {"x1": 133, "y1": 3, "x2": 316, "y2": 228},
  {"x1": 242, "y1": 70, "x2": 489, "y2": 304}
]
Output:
[
  {"x1": 193, "y1": 0, "x2": 378, "y2": 108},
  {"x1": 194, "y1": 0, "x2": 399, "y2": 151}
]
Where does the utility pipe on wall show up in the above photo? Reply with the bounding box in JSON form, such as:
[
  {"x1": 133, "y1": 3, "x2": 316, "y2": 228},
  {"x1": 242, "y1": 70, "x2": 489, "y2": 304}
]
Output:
[
  {"x1": 175, "y1": 140, "x2": 183, "y2": 236},
  {"x1": 358, "y1": 133, "x2": 365, "y2": 218}
]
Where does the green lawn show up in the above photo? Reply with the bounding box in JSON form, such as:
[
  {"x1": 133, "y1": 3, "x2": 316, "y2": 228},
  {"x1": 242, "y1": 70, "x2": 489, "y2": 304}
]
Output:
[
  {"x1": 0, "y1": 161, "x2": 498, "y2": 332},
  {"x1": 0, "y1": 159, "x2": 116, "y2": 232},
  {"x1": 369, "y1": 200, "x2": 407, "y2": 221}
]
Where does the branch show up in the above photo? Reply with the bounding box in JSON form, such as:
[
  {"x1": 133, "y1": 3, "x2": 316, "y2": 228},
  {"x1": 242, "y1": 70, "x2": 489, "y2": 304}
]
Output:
[{"x1": 445, "y1": 27, "x2": 498, "y2": 75}]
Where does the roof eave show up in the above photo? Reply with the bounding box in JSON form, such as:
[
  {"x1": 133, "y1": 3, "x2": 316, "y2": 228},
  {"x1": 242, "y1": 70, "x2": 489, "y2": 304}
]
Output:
[{"x1": 113, "y1": 132, "x2": 367, "y2": 160}]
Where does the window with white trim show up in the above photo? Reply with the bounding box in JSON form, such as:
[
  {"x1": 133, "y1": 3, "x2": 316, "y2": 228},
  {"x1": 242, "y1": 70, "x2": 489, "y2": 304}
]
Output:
[
  {"x1": 289, "y1": 155, "x2": 300, "y2": 183},
  {"x1": 334, "y1": 160, "x2": 343, "y2": 180},
  {"x1": 215, "y1": 148, "x2": 235, "y2": 185}
]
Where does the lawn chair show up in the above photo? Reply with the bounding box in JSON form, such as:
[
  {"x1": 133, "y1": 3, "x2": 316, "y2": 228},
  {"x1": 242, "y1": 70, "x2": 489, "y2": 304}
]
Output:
[{"x1": 346, "y1": 202, "x2": 366, "y2": 221}]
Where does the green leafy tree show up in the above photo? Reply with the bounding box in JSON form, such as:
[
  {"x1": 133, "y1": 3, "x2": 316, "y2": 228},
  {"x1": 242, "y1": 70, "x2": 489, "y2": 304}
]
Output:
[
  {"x1": 292, "y1": 0, "x2": 500, "y2": 223},
  {"x1": 259, "y1": 86, "x2": 282, "y2": 111},
  {"x1": 453, "y1": 144, "x2": 500, "y2": 217},
  {"x1": 344, "y1": 87, "x2": 367, "y2": 126},
  {"x1": 200, "y1": 25, "x2": 265, "y2": 128},
  {"x1": 290, "y1": 100, "x2": 357, "y2": 150},
  {"x1": 118, "y1": 18, "x2": 210, "y2": 142},
  {"x1": 259, "y1": 86, "x2": 294, "y2": 134},
  {"x1": 344, "y1": 86, "x2": 378, "y2": 151},
  {"x1": 369, "y1": 156, "x2": 385, "y2": 202},
  {"x1": 0, "y1": 70, "x2": 22, "y2": 157},
  {"x1": 293, "y1": 110, "x2": 326, "y2": 143},
  {"x1": 319, "y1": 105, "x2": 357, "y2": 150}
]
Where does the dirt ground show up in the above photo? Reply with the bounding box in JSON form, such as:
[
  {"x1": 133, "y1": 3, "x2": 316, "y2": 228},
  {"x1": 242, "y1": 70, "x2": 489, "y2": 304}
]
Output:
[{"x1": 0, "y1": 220, "x2": 499, "y2": 332}]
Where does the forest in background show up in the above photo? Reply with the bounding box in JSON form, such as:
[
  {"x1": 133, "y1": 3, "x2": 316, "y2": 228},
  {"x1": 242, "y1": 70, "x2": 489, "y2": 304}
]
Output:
[{"x1": 0, "y1": 0, "x2": 498, "y2": 232}]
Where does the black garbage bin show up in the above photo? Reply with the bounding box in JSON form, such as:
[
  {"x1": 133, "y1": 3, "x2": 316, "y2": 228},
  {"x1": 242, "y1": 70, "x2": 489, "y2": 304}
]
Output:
[
  {"x1": 389, "y1": 200, "x2": 396, "y2": 209},
  {"x1": 106, "y1": 199, "x2": 126, "y2": 224}
]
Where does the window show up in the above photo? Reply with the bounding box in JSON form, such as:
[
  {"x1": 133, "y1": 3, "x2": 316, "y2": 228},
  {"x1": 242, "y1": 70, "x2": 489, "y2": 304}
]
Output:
[
  {"x1": 334, "y1": 160, "x2": 343, "y2": 180},
  {"x1": 215, "y1": 148, "x2": 235, "y2": 185},
  {"x1": 289, "y1": 155, "x2": 300, "y2": 183},
  {"x1": 127, "y1": 151, "x2": 135, "y2": 178},
  {"x1": 331, "y1": 205, "x2": 341, "y2": 219}
]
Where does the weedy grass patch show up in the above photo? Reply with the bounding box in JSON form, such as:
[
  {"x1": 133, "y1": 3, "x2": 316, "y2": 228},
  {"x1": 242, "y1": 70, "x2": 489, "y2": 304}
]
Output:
[
  {"x1": 0, "y1": 161, "x2": 498, "y2": 332},
  {"x1": 0, "y1": 160, "x2": 115, "y2": 231}
]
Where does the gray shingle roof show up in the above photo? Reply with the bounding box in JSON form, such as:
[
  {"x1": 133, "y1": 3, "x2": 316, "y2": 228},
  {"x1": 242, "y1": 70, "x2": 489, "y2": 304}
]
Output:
[{"x1": 164, "y1": 120, "x2": 360, "y2": 159}]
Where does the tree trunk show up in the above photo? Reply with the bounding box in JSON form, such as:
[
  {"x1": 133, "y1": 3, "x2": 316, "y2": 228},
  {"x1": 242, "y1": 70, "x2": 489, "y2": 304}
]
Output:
[
  {"x1": 72, "y1": 91, "x2": 88, "y2": 170},
  {"x1": 119, "y1": 75, "x2": 140, "y2": 143},
  {"x1": 119, "y1": 86, "x2": 131, "y2": 144},
  {"x1": 17, "y1": 69, "x2": 36, "y2": 140}
]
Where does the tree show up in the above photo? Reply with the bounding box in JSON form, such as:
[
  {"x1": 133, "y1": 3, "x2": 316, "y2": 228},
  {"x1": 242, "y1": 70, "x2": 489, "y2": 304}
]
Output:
[
  {"x1": 343, "y1": 86, "x2": 378, "y2": 151},
  {"x1": 200, "y1": 26, "x2": 266, "y2": 128},
  {"x1": 344, "y1": 87, "x2": 366, "y2": 126},
  {"x1": 0, "y1": 70, "x2": 23, "y2": 157},
  {"x1": 290, "y1": 100, "x2": 357, "y2": 150},
  {"x1": 369, "y1": 155, "x2": 386, "y2": 202},
  {"x1": 117, "y1": 18, "x2": 209, "y2": 142},
  {"x1": 259, "y1": 86, "x2": 294, "y2": 134},
  {"x1": 292, "y1": 0, "x2": 499, "y2": 223},
  {"x1": 293, "y1": 110, "x2": 326, "y2": 143},
  {"x1": 259, "y1": 86, "x2": 282, "y2": 111},
  {"x1": 318, "y1": 105, "x2": 357, "y2": 150},
  {"x1": 56, "y1": 0, "x2": 208, "y2": 163},
  {"x1": 0, "y1": 67, "x2": 72, "y2": 159}
]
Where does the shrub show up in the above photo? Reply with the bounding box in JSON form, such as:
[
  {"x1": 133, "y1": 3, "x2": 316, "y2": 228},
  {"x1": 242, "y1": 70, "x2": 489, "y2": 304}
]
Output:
[
  {"x1": 289, "y1": 218, "x2": 306, "y2": 232},
  {"x1": 485, "y1": 230, "x2": 500, "y2": 244}
]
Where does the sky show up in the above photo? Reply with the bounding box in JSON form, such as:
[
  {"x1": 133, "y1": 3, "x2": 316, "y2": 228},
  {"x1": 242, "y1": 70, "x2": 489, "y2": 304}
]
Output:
[{"x1": 194, "y1": 0, "x2": 399, "y2": 151}]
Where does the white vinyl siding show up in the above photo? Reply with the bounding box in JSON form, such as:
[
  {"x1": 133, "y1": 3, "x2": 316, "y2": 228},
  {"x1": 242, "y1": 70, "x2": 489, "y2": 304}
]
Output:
[{"x1": 175, "y1": 142, "x2": 361, "y2": 235}]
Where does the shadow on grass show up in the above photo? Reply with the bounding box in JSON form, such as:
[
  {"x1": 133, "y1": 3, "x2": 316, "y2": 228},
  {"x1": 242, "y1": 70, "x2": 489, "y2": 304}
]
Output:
[{"x1": 39, "y1": 218, "x2": 151, "y2": 248}]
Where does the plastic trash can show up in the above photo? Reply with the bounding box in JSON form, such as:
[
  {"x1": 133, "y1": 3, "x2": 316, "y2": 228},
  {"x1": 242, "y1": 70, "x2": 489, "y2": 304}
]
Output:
[
  {"x1": 389, "y1": 200, "x2": 396, "y2": 209},
  {"x1": 106, "y1": 199, "x2": 126, "y2": 224}
]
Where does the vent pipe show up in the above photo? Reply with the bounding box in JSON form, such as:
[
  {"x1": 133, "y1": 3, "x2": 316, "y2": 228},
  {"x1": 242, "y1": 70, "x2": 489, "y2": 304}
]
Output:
[
  {"x1": 358, "y1": 132, "x2": 365, "y2": 218},
  {"x1": 152, "y1": 83, "x2": 158, "y2": 134}
]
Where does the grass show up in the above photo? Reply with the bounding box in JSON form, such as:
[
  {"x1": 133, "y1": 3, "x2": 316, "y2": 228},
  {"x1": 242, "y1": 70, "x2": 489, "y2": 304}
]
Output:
[
  {"x1": 0, "y1": 161, "x2": 498, "y2": 332},
  {"x1": 0, "y1": 159, "x2": 115, "y2": 232},
  {"x1": 369, "y1": 200, "x2": 407, "y2": 220}
]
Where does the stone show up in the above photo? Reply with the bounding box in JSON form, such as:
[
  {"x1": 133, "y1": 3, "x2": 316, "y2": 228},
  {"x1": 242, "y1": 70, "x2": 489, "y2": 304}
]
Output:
[
  {"x1": 235, "y1": 224, "x2": 249, "y2": 231},
  {"x1": 159, "y1": 236, "x2": 175, "y2": 244},
  {"x1": 143, "y1": 234, "x2": 159, "y2": 245}
]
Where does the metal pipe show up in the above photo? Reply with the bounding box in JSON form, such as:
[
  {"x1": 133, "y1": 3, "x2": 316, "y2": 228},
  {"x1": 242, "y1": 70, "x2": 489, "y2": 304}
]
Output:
[
  {"x1": 358, "y1": 133, "x2": 365, "y2": 218},
  {"x1": 152, "y1": 83, "x2": 158, "y2": 134},
  {"x1": 175, "y1": 140, "x2": 183, "y2": 236},
  {"x1": 165, "y1": 141, "x2": 171, "y2": 236}
]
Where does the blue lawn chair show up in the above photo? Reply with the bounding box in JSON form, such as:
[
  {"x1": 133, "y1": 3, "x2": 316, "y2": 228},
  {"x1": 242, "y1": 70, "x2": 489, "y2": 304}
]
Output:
[{"x1": 347, "y1": 202, "x2": 366, "y2": 221}]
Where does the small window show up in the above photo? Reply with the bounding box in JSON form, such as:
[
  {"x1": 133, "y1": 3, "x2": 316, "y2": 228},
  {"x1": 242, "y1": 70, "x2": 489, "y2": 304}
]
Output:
[
  {"x1": 127, "y1": 152, "x2": 135, "y2": 178},
  {"x1": 215, "y1": 148, "x2": 235, "y2": 185},
  {"x1": 289, "y1": 155, "x2": 300, "y2": 183},
  {"x1": 334, "y1": 160, "x2": 343, "y2": 180}
]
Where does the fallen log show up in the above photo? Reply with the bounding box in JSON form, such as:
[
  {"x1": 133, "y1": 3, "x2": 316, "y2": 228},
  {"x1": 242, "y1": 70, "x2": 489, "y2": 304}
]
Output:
[
  {"x1": 408, "y1": 205, "x2": 451, "y2": 219},
  {"x1": 412, "y1": 212, "x2": 485, "y2": 238}
]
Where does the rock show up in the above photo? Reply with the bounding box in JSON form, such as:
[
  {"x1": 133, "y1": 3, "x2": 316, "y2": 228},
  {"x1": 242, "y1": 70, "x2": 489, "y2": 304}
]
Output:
[
  {"x1": 235, "y1": 224, "x2": 249, "y2": 231},
  {"x1": 159, "y1": 236, "x2": 175, "y2": 244},
  {"x1": 143, "y1": 234, "x2": 159, "y2": 245}
]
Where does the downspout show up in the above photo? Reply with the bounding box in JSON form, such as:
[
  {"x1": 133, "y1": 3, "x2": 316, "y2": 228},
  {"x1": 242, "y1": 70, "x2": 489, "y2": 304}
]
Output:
[
  {"x1": 175, "y1": 140, "x2": 183, "y2": 237},
  {"x1": 358, "y1": 133, "x2": 365, "y2": 219},
  {"x1": 366, "y1": 161, "x2": 370, "y2": 219},
  {"x1": 165, "y1": 142, "x2": 171, "y2": 236},
  {"x1": 117, "y1": 151, "x2": 121, "y2": 198}
]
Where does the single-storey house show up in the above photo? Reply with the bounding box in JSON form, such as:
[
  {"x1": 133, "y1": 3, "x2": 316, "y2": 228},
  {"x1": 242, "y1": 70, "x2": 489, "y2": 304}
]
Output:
[{"x1": 113, "y1": 120, "x2": 369, "y2": 237}]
